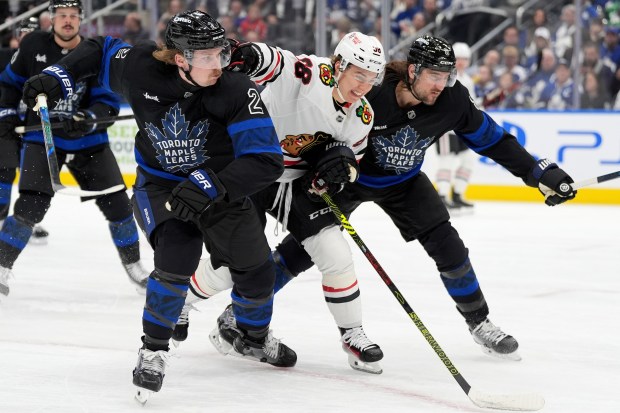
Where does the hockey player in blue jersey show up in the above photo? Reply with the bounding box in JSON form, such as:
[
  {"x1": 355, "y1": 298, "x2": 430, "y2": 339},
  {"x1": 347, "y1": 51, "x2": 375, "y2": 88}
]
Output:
[
  {"x1": 0, "y1": 0, "x2": 150, "y2": 300},
  {"x1": 22, "y1": 10, "x2": 293, "y2": 402}
]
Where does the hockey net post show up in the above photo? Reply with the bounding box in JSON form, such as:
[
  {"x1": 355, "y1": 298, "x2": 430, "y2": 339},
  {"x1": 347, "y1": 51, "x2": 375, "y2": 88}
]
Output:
[
  {"x1": 36, "y1": 94, "x2": 125, "y2": 197},
  {"x1": 320, "y1": 191, "x2": 545, "y2": 411}
]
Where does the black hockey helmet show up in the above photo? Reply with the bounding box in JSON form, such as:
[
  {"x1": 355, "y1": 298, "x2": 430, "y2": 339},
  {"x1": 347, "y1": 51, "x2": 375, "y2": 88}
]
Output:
[
  {"x1": 407, "y1": 35, "x2": 457, "y2": 87},
  {"x1": 165, "y1": 10, "x2": 227, "y2": 51},
  {"x1": 49, "y1": 0, "x2": 84, "y2": 19},
  {"x1": 18, "y1": 17, "x2": 39, "y2": 33}
]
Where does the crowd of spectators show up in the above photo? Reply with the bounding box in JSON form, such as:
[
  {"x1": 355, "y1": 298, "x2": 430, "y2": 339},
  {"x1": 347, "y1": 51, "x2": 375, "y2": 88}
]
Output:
[{"x1": 3, "y1": 0, "x2": 620, "y2": 110}]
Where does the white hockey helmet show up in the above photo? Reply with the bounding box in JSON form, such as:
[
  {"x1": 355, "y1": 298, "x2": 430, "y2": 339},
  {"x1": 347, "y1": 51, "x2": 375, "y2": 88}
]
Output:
[
  {"x1": 452, "y1": 42, "x2": 471, "y2": 60},
  {"x1": 334, "y1": 32, "x2": 386, "y2": 85}
]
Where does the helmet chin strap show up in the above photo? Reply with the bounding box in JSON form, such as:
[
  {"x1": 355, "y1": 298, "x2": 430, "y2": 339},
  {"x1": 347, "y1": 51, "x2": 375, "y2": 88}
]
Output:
[
  {"x1": 334, "y1": 71, "x2": 348, "y2": 103},
  {"x1": 405, "y1": 70, "x2": 423, "y2": 103},
  {"x1": 182, "y1": 64, "x2": 202, "y2": 87}
]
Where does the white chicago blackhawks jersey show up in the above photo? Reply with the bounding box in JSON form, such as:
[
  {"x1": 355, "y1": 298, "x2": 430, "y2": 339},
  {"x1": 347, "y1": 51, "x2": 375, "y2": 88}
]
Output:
[{"x1": 249, "y1": 43, "x2": 373, "y2": 182}]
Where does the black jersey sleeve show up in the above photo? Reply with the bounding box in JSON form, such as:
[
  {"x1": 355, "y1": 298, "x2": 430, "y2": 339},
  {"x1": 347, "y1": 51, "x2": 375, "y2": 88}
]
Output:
[
  {"x1": 0, "y1": 35, "x2": 36, "y2": 108},
  {"x1": 209, "y1": 74, "x2": 284, "y2": 201}
]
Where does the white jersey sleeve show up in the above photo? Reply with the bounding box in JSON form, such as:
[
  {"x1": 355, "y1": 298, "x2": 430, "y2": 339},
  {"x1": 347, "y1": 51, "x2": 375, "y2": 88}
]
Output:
[{"x1": 248, "y1": 43, "x2": 372, "y2": 182}]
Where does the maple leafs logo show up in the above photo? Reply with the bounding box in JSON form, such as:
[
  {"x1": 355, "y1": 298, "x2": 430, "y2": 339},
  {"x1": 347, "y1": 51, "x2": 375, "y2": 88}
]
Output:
[
  {"x1": 145, "y1": 103, "x2": 209, "y2": 173},
  {"x1": 372, "y1": 125, "x2": 433, "y2": 174}
]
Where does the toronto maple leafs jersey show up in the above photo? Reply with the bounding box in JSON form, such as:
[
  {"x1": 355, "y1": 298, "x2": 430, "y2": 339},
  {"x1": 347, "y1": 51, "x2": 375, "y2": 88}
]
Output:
[
  {"x1": 0, "y1": 31, "x2": 120, "y2": 152},
  {"x1": 54, "y1": 37, "x2": 283, "y2": 201},
  {"x1": 360, "y1": 76, "x2": 537, "y2": 188},
  {"x1": 247, "y1": 43, "x2": 372, "y2": 182}
]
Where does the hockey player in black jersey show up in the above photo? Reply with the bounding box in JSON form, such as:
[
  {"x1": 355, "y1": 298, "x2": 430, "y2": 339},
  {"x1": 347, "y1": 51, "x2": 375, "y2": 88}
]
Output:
[
  {"x1": 0, "y1": 0, "x2": 150, "y2": 300},
  {"x1": 22, "y1": 10, "x2": 293, "y2": 402}
]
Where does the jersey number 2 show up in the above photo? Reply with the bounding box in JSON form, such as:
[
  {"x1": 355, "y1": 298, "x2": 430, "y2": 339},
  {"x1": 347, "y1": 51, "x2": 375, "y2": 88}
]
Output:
[{"x1": 247, "y1": 89, "x2": 264, "y2": 115}]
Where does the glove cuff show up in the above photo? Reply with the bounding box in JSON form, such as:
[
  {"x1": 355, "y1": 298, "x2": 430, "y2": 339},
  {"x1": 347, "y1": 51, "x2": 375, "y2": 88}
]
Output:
[
  {"x1": 525, "y1": 158, "x2": 557, "y2": 187},
  {"x1": 188, "y1": 169, "x2": 226, "y2": 201},
  {"x1": 42, "y1": 65, "x2": 75, "y2": 100},
  {"x1": 0, "y1": 108, "x2": 18, "y2": 120}
]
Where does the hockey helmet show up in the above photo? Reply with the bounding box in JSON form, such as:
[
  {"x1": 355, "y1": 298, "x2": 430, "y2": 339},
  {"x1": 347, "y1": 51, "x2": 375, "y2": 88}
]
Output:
[
  {"x1": 334, "y1": 32, "x2": 386, "y2": 85},
  {"x1": 452, "y1": 42, "x2": 471, "y2": 60},
  {"x1": 18, "y1": 17, "x2": 40, "y2": 33},
  {"x1": 165, "y1": 10, "x2": 231, "y2": 69},
  {"x1": 49, "y1": 0, "x2": 83, "y2": 17},
  {"x1": 408, "y1": 36, "x2": 457, "y2": 87}
]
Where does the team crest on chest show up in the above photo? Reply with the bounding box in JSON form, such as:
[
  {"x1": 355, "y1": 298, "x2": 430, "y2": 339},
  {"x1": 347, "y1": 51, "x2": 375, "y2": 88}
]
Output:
[
  {"x1": 145, "y1": 103, "x2": 209, "y2": 173},
  {"x1": 280, "y1": 131, "x2": 331, "y2": 157},
  {"x1": 372, "y1": 125, "x2": 433, "y2": 174},
  {"x1": 318, "y1": 63, "x2": 335, "y2": 87},
  {"x1": 355, "y1": 99, "x2": 372, "y2": 125}
]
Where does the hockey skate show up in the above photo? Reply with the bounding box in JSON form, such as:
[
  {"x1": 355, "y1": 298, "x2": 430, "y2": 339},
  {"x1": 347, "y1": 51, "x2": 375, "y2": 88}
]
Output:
[
  {"x1": 0, "y1": 265, "x2": 13, "y2": 300},
  {"x1": 440, "y1": 195, "x2": 462, "y2": 217},
  {"x1": 133, "y1": 346, "x2": 170, "y2": 405},
  {"x1": 452, "y1": 191, "x2": 474, "y2": 214},
  {"x1": 232, "y1": 330, "x2": 297, "y2": 367},
  {"x1": 123, "y1": 261, "x2": 149, "y2": 294},
  {"x1": 28, "y1": 225, "x2": 49, "y2": 245},
  {"x1": 468, "y1": 318, "x2": 521, "y2": 361},
  {"x1": 208, "y1": 304, "x2": 241, "y2": 355},
  {"x1": 340, "y1": 326, "x2": 384, "y2": 374},
  {"x1": 171, "y1": 303, "x2": 197, "y2": 347}
]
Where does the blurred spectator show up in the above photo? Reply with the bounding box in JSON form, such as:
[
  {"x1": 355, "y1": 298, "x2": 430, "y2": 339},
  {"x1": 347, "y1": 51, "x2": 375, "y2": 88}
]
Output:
[
  {"x1": 522, "y1": 7, "x2": 548, "y2": 47},
  {"x1": 399, "y1": 11, "x2": 427, "y2": 40},
  {"x1": 524, "y1": 27, "x2": 552, "y2": 71},
  {"x1": 218, "y1": 14, "x2": 239, "y2": 40},
  {"x1": 238, "y1": 3, "x2": 268, "y2": 41},
  {"x1": 581, "y1": 42, "x2": 614, "y2": 91},
  {"x1": 39, "y1": 11, "x2": 52, "y2": 32},
  {"x1": 391, "y1": 0, "x2": 421, "y2": 39},
  {"x1": 122, "y1": 12, "x2": 149, "y2": 45},
  {"x1": 540, "y1": 58, "x2": 575, "y2": 110},
  {"x1": 495, "y1": 45, "x2": 528, "y2": 82},
  {"x1": 554, "y1": 4, "x2": 577, "y2": 60},
  {"x1": 600, "y1": 26, "x2": 620, "y2": 68},
  {"x1": 482, "y1": 71, "x2": 523, "y2": 109},
  {"x1": 580, "y1": 71, "x2": 611, "y2": 109},
  {"x1": 421, "y1": 0, "x2": 439, "y2": 22},
  {"x1": 157, "y1": 0, "x2": 185, "y2": 44},
  {"x1": 330, "y1": 17, "x2": 353, "y2": 49},
  {"x1": 229, "y1": 0, "x2": 247, "y2": 27},
  {"x1": 587, "y1": 17, "x2": 605, "y2": 48},
  {"x1": 472, "y1": 64, "x2": 497, "y2": 106},
  {"x1": 523, "y1": 48, "x2": 557, "y2": 109}
]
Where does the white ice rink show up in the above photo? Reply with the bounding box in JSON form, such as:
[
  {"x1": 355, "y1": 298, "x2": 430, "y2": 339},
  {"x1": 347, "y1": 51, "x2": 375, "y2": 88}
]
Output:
[{"x1": 0, "y1": 191, "x2": 618, "y2": 413}]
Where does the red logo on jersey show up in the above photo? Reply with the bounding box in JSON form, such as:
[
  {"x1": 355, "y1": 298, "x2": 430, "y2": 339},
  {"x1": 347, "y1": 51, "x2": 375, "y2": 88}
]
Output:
[
  {"x1": 355, "y1": 100, "x2": 372, "y2": 125},
  {"x1": 280, "y1": 131, "x2": 331, "y2": 157},
  {"x1": 318, "y1": 63, "x2": 335, "y2": 87}
]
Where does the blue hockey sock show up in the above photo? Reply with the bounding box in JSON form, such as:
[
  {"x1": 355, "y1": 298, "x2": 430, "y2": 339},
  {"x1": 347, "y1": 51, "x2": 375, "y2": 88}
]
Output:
[
  {"x1": 231, "y1": 290, "x2": 273, "y2": 338},
  {"x1": 143, "y1": 272, "x2": 189, "y2": 331},
  {"x1": 108, "y1": 215, "x2": 139, "y2": 248}
]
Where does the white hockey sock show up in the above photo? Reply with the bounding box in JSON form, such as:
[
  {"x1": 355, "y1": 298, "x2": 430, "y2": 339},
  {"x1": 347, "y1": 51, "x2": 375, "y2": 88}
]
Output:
[
  {"x1": 322, "y1": 271, "x2": 363, "y2": 329},
  {"x1": 189, "y1": 257, "x2": 234, "y2": 301}
]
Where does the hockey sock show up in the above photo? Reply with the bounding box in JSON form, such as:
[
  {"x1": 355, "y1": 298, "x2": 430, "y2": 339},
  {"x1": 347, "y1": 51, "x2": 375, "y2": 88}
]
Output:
[
  {"x1": 439, "y1": 257, "x2": 488, "y2": 321},
  {"x1": 231, "y1": 290, "x2": 273, "y2": 339},
  {"x1": 143, "y1": 269, "x2": 189, "y2": 341},
  {"x1": 108, "y1": 215, "x2": 140, "y2": 264},
  {"x1": 322, "y1": 271, "x2": 362, "y2": 329},
  {"x1": 0, "y1": 216, "x2": 34, "y2": 268},
  {"x1": 0, "y1": 170, "x2": 15, "y2": 220}
]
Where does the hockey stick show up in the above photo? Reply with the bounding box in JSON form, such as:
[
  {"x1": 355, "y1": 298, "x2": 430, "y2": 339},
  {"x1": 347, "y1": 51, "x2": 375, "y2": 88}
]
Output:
[
  {"x1": 320, "y1": 191, "x2": 545, "y2": 411},
  {"x1": 570, "y1": 170, "x2": 620, "y2": 190},
  {"x1": 15, "y1": 113, "x2": 135, "y2": 134},
  {"x1": 36, "y1": 94, "x2": 125, "y2": 197}
]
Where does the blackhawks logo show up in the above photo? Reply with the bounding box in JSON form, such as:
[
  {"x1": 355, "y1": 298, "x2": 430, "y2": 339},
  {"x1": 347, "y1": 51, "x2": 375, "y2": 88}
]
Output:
[
  {"x1": 318, "y1": 63, "x2": 335, "y2": 87},
  {"x1": 355, "y1": 99, "x2": 372, "y2": 125},
  {"x1": 280, "y1": 131, "x2": 332, "y2": 157}
]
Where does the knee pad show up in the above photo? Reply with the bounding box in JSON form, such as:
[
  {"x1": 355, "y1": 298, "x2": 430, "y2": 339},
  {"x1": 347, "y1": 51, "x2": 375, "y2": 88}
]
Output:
[
  {"x1": 275, "y1": 233, "x2": 314, "y2": 276},
  {"x1": 419, "y1": 221, "x2": 468, "y2": 272},
  {"x1": 231, "y1": 258, "x2": 275, "y2": 300},
  {"x1": 13, "y1": 191, "x2": 51, "y2": 225},
  {"x1": 152, "y1": 220, "x2": 203, "y2": 275},
  {"x1": 191, "y1": 257, "x2": 234, "y2": 299},
  {"x1": 96, "y1": 191, "x2": 132, "y2": 222},
  {"x1": 301, "y1": 225, "x2": 354, "y2": 276}
]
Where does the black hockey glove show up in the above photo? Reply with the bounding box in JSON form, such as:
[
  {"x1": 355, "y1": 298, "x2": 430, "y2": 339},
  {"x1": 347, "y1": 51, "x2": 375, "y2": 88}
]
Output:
[
  {"x1": 528, "y1": 158, "x2": 576, "y2": 206},
  {"x1": 0, "y1": 109, "x2": 21, "y2": 142},
  {"x1": 23, "y1": 65, "x2": 75, "y2": 110},
  {"x1": 313, "y1": 141, "x2": 359, "y2": 185},
  {"x1": 165, "y1": 168, "x2": 227, "y2": 221},
  {"x1": 63, "y1": 110, "x2": 97, "y2": 138},
  {"x1": 301, "y1": 171, "x2": 345, "y2": 203},
  {"x1": 226, "y1": 39, "x2": 261, "y2": 76}
]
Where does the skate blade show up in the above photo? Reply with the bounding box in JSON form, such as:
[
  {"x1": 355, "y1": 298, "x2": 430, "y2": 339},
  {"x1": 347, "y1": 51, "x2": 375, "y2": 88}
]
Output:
[
  {"x1": 208, "y1": 327, "x2": 233, "y2": 355},
  {"x1": 347, "y1": 354, "x2": 383, "y2": 374},
  {"x1": 171, "y1": 339, "x2": 182, "y2": 348},
  {"x1": 28, "y1": 238, "x2": 48, "y2": 246},
  {"x1": 135, "y1": 388, "x2": 153, "y2": 406},
  {"x1": 480, "y1": 346, "x2": 522, "y2": 361}
]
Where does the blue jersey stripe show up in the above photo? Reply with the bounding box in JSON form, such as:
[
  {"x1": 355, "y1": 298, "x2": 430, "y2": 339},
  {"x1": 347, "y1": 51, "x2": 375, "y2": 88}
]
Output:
[
  {"x1": 99, "y1": 37, "x2": 131, "y2": 93},
  {"x1": 457, "y1": 112, "x2": 504, "y2": 152},
  {"x1": 23, "y1": 131, "x2": 109, "y2": 151}
]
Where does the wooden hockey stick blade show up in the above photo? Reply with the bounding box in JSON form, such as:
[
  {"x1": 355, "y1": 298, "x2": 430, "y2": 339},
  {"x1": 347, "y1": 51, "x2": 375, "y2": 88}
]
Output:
[
  {"x1": 14, "y1": 114, "x2": 136, "y2": 134},
  {"x1": 570, "y1": 170, "x2": 620, "y2": 191},
  {"x1": 468, "y1": 387, "x2": 545, "y2": 411},
  {"x1": 53, "y1": 183, "x2": 125, "y2": 197}
]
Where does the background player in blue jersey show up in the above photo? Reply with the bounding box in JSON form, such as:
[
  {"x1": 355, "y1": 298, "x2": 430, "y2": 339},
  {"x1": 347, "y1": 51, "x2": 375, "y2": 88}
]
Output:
[
  {"x1": 22, "y1": 10, "x2": 294, "y2": 402},
  {"x1": 0, "y1": 0, "x2": 150, "y2": 301}
]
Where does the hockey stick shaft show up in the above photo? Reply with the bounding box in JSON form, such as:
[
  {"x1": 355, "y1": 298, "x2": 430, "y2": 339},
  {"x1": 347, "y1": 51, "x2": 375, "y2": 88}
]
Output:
[
  {"x1": 36, "y1": 94, "x2": 125, "y2": 197},
  {"x1": 320, "y1": 192, "x2": 544, "y2": 411},
  {"x1": 15, "y1": 114, "x2": 135, "y2": 134},
  {"x1": 570, "y1": 170, "x2": 620, "y2": 190}
]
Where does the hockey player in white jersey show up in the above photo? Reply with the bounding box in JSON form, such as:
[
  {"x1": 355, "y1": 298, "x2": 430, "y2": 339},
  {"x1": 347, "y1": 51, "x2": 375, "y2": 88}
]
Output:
[{"x1": 173, "y1": 32, "x2": 387, "y2": 374}]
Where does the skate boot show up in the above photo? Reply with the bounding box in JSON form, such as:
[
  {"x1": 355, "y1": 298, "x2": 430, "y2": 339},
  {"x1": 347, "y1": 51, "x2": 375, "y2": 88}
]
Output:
[
  {"x1": 232, "y1": 330, "x2": 297, "y2": 367},
  {"x1": 171, "y1": 303, "x2": 197, "y2": 347},
  {"x1": 340, "y1": 326, "x2": 383, "y2": 374},
  {"x1": 0, "y1": 265, "x2": 13, "y2": 300},
  {"x1": 452, "y1": 191, "x2": 474, "y2": 214},
  {"x1": 440, "y1": 195, "x2": 462, "y2": 217},
  {"x1": 468, "y1": 318, "x2": 521, "y2": 361},
  {"x1": 133, "y1": 346, "x2": 171, "y2": 405},
  {"x1": 29, "y1": 225, "x2": 49, "y2": 245},
  {"x1": 123, "y1": 261, "x2": 149, "y2": 293},
  {"x1": 209, "y1": 304, "x2": 241, "y2": 355}
]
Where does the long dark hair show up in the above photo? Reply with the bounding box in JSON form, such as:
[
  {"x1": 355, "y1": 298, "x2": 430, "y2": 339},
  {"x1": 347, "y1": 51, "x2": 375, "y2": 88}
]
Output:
[{"x1": 385, "y1": 60, "x2": 411, "y2": 92}]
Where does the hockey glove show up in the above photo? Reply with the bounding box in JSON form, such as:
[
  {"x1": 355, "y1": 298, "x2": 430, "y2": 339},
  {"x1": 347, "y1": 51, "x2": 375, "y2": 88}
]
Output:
[
  {"x1": 23, "y1": 65, "x2": 75, "y2": 110},
  {"x1": 528, "y1": 158, "x2": 576, "y2": 206},
  {"x1": 0, "y1": 109, "x2": 21, "y2": 142},
  {"x1": 313, "y1": 141, "x2": 359, "y2": 184},
  {"x1": 227, "y1": 39, "x2": 261, "y2": 76},
  {"x1": 166, "y1": 168, "x2": 227, "y2": 221},
  {"x1": 63, "y1": 110, "x2": 97, "y2": 138}
]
